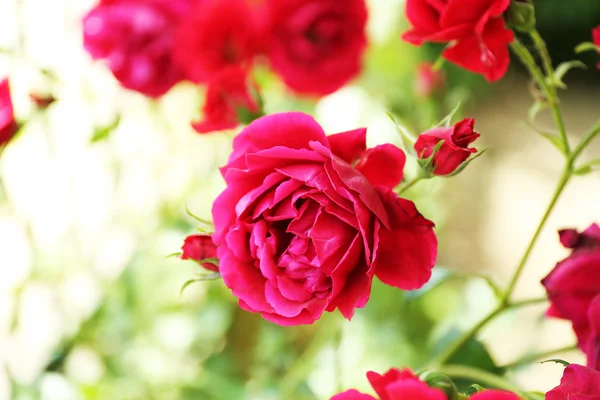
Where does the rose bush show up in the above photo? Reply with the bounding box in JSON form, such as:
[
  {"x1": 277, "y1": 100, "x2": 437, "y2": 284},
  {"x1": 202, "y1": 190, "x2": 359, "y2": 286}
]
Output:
[
  {"x1": 402, "y1": 0, "x2": 514, "y2": 81},
  {"x1": 546, "y1": 364, "x2": 600, "y2": 400},
  {"x1": 414, "y1": 118, "x2": 480, "y2": 176},
  {"x1": 212, "y1": 112, "x2": 437, "y2": 325},
  {"x1": 192, "y1": 67, "x2": 260, "y2": 134},
  {"x1": 83, "y1": 0, "x2": 190, "y2": 97},
  {"x1": 265, "y1": 0, "x2": 368, "y2": 96},
  {"x1": 172, "y1": 0, "x2": 262, "y2": 84},
  {"x1": 542, "y1": 224, "x2": 600, "y2": 370}
]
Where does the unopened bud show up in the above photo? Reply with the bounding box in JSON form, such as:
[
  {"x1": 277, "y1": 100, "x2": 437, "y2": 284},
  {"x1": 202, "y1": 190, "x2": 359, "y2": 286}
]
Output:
[{"x1": 419, "y1": 370, "x2": 459, "y2": 400}]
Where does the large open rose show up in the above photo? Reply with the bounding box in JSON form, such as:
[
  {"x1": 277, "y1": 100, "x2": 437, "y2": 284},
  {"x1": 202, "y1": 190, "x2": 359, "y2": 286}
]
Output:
[{"x1": 212, "y1": 112, "x2": 437, "y2": 325}]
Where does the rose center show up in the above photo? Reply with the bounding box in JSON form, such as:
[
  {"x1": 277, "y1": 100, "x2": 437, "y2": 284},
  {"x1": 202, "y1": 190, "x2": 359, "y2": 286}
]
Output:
[{"x1": 279, "y1": 237, "x2": 332, "y2": 299}]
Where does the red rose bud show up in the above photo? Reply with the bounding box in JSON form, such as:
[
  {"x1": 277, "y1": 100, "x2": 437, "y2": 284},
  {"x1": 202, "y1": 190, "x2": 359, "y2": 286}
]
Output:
[
  {"x1": 546, "y1": 364, "x2": 600, "y2": 400},
  {"x1": 173, "y1": 0, "x2": 261, "y2": 84},
  {"x1": 181, "y1": 234, "x2": 219, "y2": 272},
  {"x1": 266, "y1": 0, "x2": 368, "y2": 96},
  {"x1": 594, "y1": 26, "x2": 600, "y2": 70},
  {"x1": 402, "y1": 0, "x2": 514, "y2": 82},
  {"x1": 542, "y1": 223, "x2": 600, "y2": 370},
  {"x1": 414, "y1": 118, "x2": 480, "y2": 176},
  {"x1": 0, "y1": 79, "x2": 18, "y2": 148},
  {"x1": 415, "y1": 63, "x2": 445, "y2": 98},
  {"x1": 83, "y1": 0, "x2": 190, "y2": 97},
  {"x1": 192, "y1": 67, "x2": 261, "y2": 134}
]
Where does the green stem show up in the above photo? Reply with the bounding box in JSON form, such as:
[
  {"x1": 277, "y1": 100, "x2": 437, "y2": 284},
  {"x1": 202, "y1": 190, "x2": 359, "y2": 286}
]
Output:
[
  {"x1": 500, "y1": 344, "x2": 578, "y2": 370},
  {"x1": 510, "y1": 39, "x2": 570, "y2": 154},
  {"x1": 502, "y1": 167, "x2": 571, "y2": 303},
  {"x1": 433, "y1": 298, "x2": 546, "y2": 366},
  {"x1": 571, "y1": 119, "x2": 600, "y2": 161},
  {"x1": 437, "y1": 365, "x2": 523, "y2": 392},
  {"x1": 397, "y1": 176, "x2": 422, "y2": 196}
]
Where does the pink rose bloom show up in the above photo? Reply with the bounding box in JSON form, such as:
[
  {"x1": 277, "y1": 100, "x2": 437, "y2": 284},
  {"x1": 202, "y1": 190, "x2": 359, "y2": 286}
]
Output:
[
  {"x1": 414, "y1": 118, "x2": 480, "y2": 176},
  {"x1": 265, "y1": 0, "x2": 368, "y2": 96},
  {"x1": 181, "y1": 234, "x2": 219, "y2": 272},
  {"x1": 172, "y1": 0, "x2": 262, "y2": 84},
  {"x1": 0, "y1": 78, "x2": 18, "y2": 148},
  {"x1": 331, "y1": 368, "x2": 446, "y2": 400},
  {"x1": 469, "y1": 391, "x2": 521, "y2": 400},
  {"x1": 542, "y1": 224, "x2": 600, "y2": 370},
  {"x1": 546, "y1": 364, "x2": 600, "y2": 399},
  {"x1": 212, "y1": 112, "x2": 437, "y2": 325},
  {"x1": 192, "y1": 67, "x2": 260, "y2": 134},
  {"x1": 83, "y1": 0, "x2": 190, "y2": 97}
]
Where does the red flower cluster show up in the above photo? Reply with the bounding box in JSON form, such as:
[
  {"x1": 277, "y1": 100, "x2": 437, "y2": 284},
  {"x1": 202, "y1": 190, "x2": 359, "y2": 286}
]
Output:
[
  {"x1": 542, "y1": 224, "x2": 600, "y2": 370},
  {"x1": 211, "y1": 112, "x2": 437, "y2": 325},
  {"x1": 83, "y1": 0, "x2": 368, "y2": 132},
  {"x1": 0, "y1": 79, "x2": 18, "y2": 149},
  {"x1": 402, "y1": 0, "x2": 514, "y2": 82},
  {"x1": 331, "y1": 368, "x2": 520, "y2": 400}
]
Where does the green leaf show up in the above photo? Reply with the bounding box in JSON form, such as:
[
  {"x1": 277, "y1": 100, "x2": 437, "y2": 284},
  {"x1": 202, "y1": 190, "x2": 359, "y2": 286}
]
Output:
[
  {"x1": 528, "y1": 101, "x2": 544, "y2": 124},
  {"x1": 552, "y1": 60, "x2": 587, "y2": 89},
  {"x1": 523, "y1": 392, "x2": 545, "y2": 400},
  {"x1": 179, "y1": 273, "x2": 221, "y2": 296},
  {"x1": 540, "y1": 359, "x2": 570, "y2": 367},
  {"x1": 385, "y1": 111, "x2": 416, "y2": 153},
  {"x1": 91, "y1": 115, "x2": 120, "y2": 143},
  {"x1": 573, "y1": 165, "x2": 593, "y2": 176},
  {"x1": 575, "y1": 42, "x2": 600, "y2": 54},
  {"x1": 539, "y1": 132, "x2": 567, "y2": 155},
  {"x1": 467, "y1": 384, "x2": 485, "y2": 394},
  {"x1": 435, "y1": 102, "x2": 462, "y2": 128},
  {"x1": 186, "y1": 204, "x2": 214, "y2": 229},
  {"x1": 446, "y1": 148, "x2": 488, "y2": 177},
  {"x1": 166, "y1": 252, "x2": 183, "y2": 259}
]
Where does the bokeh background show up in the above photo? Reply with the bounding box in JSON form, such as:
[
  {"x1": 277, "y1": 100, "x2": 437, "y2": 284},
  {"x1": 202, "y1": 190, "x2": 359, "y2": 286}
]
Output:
[{"x1": 1, "y1": 0, "x2": 600, "y2": 399}]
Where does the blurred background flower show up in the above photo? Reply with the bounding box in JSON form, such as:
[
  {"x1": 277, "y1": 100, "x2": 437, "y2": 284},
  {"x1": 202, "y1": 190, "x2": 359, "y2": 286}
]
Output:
[{"x1": 0, "y1": 0, "x2": 600, "y2": 399}]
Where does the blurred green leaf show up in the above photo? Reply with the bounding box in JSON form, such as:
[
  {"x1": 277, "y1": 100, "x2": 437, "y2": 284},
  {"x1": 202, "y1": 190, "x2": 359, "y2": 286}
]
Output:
[
  {"x1": 552, "y1": 60, "x2": 587, "y2": 89},
  {"x1": 575, "y1": 42, "x2": 600, "y2": 54},
  {"x1": 91, "y1": 115, "x2": 120, "y2": 143}
]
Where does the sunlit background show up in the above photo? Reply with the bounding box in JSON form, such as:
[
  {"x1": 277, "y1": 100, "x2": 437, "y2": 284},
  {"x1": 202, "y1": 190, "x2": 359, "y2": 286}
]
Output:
[{"x1": 1, "y1": 0, "x2": 600, "y2": 399}]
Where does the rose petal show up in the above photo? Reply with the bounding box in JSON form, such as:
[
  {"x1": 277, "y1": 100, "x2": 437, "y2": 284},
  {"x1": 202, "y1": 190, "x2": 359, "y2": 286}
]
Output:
[
  {"x1": 355, "y1": 144, "x2": 406, "y2": 189},
  {"x1": 330, "y1": 390, "x2": 376, "y2": 400},
  {"x1": 469, "y1": 390, "x2": 521, "y2": 400},
  {"x1": 328, "y1": 128, "x2": 367, "y2": 164}
]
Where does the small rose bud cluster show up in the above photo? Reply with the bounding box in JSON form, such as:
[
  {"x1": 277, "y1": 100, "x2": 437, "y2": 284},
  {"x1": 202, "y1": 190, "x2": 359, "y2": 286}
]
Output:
[{"x1": 82, "y1": 0, "x2": 368, "y2": 133}]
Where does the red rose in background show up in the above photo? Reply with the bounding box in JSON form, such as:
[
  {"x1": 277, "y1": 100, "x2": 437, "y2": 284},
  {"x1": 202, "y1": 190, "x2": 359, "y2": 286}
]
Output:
[
  {"x1": 212, "y1": 112, "x2": 437, "y2": 325},
  {"x1": 331, "y1": 368, "x2": 446, "y2": 400},
  {"x1": 173, "y1": 0, "x2": 261, "y2": 84},
  {"x1": 593, "y1": 26, "x2": 600, "y2": 70},
  {"x1": 181, "y1": 233, "x2": 219, "y2": 272},
  {"x1": 415, "y1": 63, "x2": 445, "y2": 98},
  {"x1": 265, "y1": 0, "x2": 368, "y2": 96},
  {"x1": 414, "y1": 118, "x2": 480, "y2": 176},
  {"x1": 192, "y1": 68, "x2": 260, "y2": 134},
  {"x1": 546, "y1": 364, "x2": 600, "y2": 400},
  {"x1": 0, "y1": 79, "x2": 18, "y2": 148},
  {"x1": 402, "y1": 0, "x2": 514, "y2": 81},
  {"x1": 542, "y1": 224, "x2": 600, "y2": 370},
  {"x1": 83, "y1": 0, "x2": 190, "y2": 97}
]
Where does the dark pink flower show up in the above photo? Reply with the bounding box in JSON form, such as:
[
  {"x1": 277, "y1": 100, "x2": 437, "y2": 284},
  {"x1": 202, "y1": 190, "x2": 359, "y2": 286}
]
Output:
[
  {"x1": 173, "y1": 0, "x2": 262, "y2": 84},
  {"x1": 402, "y1": 0, "x2": 514, "y2": 82},
  {"x1": 265, "y1": 0, "x2": 368, "y2": 96},
  {"x1": 546, "y1": 364, "x2": 600, "y2": 399},
  {"x1": 469, "y1": 391, "x2": 521, "y2": 400},
  {"x1": 0, "y1": 79, "x2": 18, "y2": 148},
  {"x1": 593, "y1": 26, "x2": 600, "y2": 70},
  {"x1": 331, "y1": 368, "x2": 446, "y2": 400},
  {"x1": 192, "y1": 68, "x2": 260, "y2": 134},
  {"x1": 414, "y1": 118, "x2": 480, "y2": 176},
  {"x1": 212, "y1": 112, "x2": 437, "y2": 325},
  {"x1": 542, "y1": 224, "x2": 600, "y2": 370},
  {"x1": 181, "y1": 234, "x2": 219, "y2": 272},
  {"x1": 83, "y1": 0, "x2": 190, "y2": 97}
]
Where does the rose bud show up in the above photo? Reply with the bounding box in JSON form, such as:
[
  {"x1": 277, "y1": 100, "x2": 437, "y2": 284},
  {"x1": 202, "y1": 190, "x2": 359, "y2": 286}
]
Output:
[
  {"x1": 414, "y1": 118, "x2": 480, "y2": 176},
  {"x1": 542, "y1": 223, "x2": 600, "y2": 370},
  {"x1": 181, "y1": 234, "x2": 219, "y2": 272},
  {"x1": 0, "y1": 78, "x2": 18, "y2": 149},
  {"x1": 594, "y1": 26, "x2": 600, "y2": 70},
  {"x1": 415, "y1": 63, "x2": 445, "y2": 98},
  {"x1": 546, "y1": 364, "x2": 600, "y2": 400},
  {"x1": 419, "y1": 370, "x2": 458, "y2": 400},
  {"x1": 192, "y1": 67, "x2": 261, "y2": 134},
  {"x1": 331, "y1": 368, "x2": 447, "y2": 400}
]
